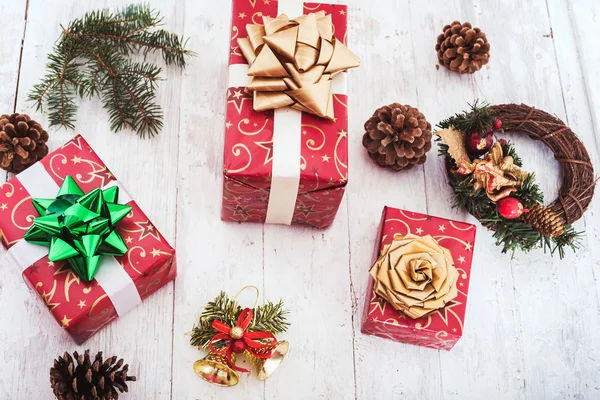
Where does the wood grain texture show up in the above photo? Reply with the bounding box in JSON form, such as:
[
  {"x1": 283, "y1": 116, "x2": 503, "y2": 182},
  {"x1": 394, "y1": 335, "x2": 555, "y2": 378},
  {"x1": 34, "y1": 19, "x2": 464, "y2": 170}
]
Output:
[{"x1": 0, "y1": 0, "x2": 599, "y2": 399}]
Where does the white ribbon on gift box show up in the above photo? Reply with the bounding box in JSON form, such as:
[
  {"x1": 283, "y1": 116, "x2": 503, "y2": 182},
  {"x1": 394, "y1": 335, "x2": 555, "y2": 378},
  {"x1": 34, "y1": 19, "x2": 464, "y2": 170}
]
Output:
[
  {"x1": 6, "y1": 162, "x2": 142, "y2": 317},
  {"x1": 227, "y1": 0, "x2": 348, "y2": 225}
]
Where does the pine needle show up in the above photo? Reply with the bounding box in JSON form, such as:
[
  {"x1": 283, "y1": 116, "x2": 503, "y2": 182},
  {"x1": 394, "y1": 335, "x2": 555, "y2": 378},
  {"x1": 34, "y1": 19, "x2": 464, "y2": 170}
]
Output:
[{"x1": 28, "y1": 4, "x2": 194, "y2": 137}]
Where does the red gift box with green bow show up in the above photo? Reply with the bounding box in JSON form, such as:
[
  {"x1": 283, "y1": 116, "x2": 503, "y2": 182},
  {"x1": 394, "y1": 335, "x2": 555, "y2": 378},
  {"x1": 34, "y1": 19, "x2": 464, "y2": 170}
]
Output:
[{"x1": 0, "y1": 135, "x2": 176, "y2": 344}]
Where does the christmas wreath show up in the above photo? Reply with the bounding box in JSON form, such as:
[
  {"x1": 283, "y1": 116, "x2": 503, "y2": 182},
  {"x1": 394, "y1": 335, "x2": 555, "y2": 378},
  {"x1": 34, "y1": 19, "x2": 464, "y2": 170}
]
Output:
[{"x1": 436, "y1": 101, "x2": 596, "y2": 258}]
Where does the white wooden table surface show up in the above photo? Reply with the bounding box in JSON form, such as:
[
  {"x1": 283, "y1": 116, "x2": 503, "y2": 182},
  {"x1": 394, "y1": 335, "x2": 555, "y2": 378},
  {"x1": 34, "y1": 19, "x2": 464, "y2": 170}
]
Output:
[{"x1": 1, "y1": 0, "x2": 599, "y2": 399}]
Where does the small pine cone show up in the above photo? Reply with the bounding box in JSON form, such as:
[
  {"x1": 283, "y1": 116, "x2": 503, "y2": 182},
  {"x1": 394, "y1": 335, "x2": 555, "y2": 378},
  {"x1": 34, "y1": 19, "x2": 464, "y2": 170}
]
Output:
[
  {"x1": 362, "y1": 103, "x2": 432, "y2": 171},
  {"x1": 50, "y1": 350, "x2": 137, "y2": 400},
  {"x1": 435, "y1": 21, "x2": 490, "y2": 74},
  {"x1": 522, "y1": 203, "x2": 565, "y2": 237},
  {"x1": 0, "y1": 113, "x2": 49, "y2": 173}
]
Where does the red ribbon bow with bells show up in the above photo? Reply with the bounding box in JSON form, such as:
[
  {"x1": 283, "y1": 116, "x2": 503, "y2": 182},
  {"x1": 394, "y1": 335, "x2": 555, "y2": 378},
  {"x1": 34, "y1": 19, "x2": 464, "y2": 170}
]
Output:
[{"x1": 209, "y1": 308, "x2": 277, "y2": 372}]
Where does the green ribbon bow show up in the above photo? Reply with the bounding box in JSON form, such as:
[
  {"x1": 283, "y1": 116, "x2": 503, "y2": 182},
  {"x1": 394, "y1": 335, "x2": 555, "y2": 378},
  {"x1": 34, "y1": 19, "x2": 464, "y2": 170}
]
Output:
[{"x1": 24, "y1": 176, "x2": 132, "y2": 282}]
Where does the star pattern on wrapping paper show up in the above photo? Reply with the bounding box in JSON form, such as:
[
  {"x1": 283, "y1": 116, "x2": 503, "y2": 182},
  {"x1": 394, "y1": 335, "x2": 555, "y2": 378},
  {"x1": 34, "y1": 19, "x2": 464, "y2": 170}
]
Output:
[
  {"x1": 239, "y1": 12, "x2": 246, "y2": 19},
  {"x1": 438, "y1": 224, "x2": 446, "y2": 232},
  {"x1": 47, "y1": 261, "x2": 54, "y2": 267},
  {"x1": 134, "y1": 220, "x2": 161, "y2": 242},
  {"x1": 71, "y1": 156, "x2": 82, "y2": 164},
  {"x1": 416, "y1": 227, "x2": 424, "y2": 234},
  {"x1": 61, "y1": 136, "x2": 84, "y2": 151},
  {"x1": 231, "y1": 204, "x2": 251, "y2": 219},
  {"x1": 227, "y1": 88, "x2": 252, "y2": 115},
  {"x1": 259, "y1": 195, "x2": 269, "y2": 202},
  {"x1": 61, "y1": 315, "x2": 72, "y2": 327},
  {"x1": 78, "y1": 300, "x2": 87, "y2": 309},
  {"x1": 125, "y1": 236, "x2": 133, "y2": 244},
  {"x1": 263, "y1": 0, "x2": 270, "y2": 4},
  {"x1": 321, "y1": 154, "x2": 330, "y2": 162},
  {"x1": 433, "y1": 299, "x2": 462, "y2": 328},
  {"x1": 458, "y1": 255, "x2": 466, "y2": 264},
  {"x1": 151, "y1": 248, "x2": 164, "y2": 258},
  {"x1": 297, "y1": 204, "x2": 315, "y2": 217},
  {"x1": 339, "y1": 9, "x2": 346, "y2": 15},
  {"x1": 0, "y1": 203, "x2": 8, "y2": 211},
  {"x1": 254, "y1": 141, "x2": 274, "y2": 165},
  {"x1": 87, "y1": 166, "x2": 114, "y2": 187},
  {"x1": 338, "y1": 130, "x2": 347, "y2": 138},
  {"x1": 465, "y1": 242, "x2": 473, "y2": 251},
  {"x1": 225, "y1": 121, "x2": 232, "y2": 129},
  {"x1": 311, "y1": 167, "x2": 319, "y2": 174},
  {"x1": 28, "y1": 264, "x2": 40, "y2": 274}
]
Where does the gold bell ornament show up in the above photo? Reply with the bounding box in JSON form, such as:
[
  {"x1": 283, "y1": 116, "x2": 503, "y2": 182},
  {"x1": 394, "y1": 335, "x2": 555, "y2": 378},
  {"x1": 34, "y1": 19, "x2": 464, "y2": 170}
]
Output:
[{"x1": 189, "y1": 286, "x2": 291, "y2": 386}]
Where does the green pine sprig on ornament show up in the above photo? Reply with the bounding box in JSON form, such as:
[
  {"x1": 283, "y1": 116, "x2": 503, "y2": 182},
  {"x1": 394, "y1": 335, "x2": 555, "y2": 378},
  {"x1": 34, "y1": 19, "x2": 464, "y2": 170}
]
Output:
[
  {"x1": 29, "y1": 4, "x2": 195, "y2": 137},
  {"x1": 190, "y1": 291, "x2": 290, "y2": 350},
  {"x1": 436, "y1": 102, "x2": 581, "y2": 259}
]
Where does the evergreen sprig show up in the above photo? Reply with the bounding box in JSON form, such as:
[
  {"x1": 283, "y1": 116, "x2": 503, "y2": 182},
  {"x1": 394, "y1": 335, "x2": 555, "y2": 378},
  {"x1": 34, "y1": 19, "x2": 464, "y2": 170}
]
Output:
[
  {"x1": 28, "y1": 4, "x2": 194, "y2": 137},
  {"x1": 190, "y1": 291, "x2": 290, "y2": 350},
  {"x1": 436, "y1": 109, "x2": 581, "y2": 258},
  {"x1": 438, "y1": 99, "x2": 497, "y2": 137}
]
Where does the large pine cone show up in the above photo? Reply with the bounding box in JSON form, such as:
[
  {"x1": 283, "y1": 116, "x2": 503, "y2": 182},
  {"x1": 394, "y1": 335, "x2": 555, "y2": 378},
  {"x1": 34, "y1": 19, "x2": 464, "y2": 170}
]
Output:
[
  {"x1": 435, "y1": 21, "x2": 490, "y2": 74},
  {"x1": 50, "y1": 350, "x2": 136, "y2": 400},
  {"x1": 0, "y1": 113, "x2": 49, "y2": 173},
  {"x1": 362, "y1": 103, "x2": 432, "y2": 171},
  {"x1": 522, "y1": 203, "x2": 565, "y2": 238}
]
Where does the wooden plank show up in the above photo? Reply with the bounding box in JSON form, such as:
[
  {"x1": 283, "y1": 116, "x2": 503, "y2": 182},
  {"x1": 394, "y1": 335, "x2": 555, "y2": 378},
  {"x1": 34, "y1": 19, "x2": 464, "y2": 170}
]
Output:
[
  {"x1": 0, "y1": 0, "x2": 181, "y2": 398},
  {"x1": 170, "y1": 1, "x2": 267, "y2": 399},
  {"x1": 346, "y1": 1, "x2": 443, "y2": 399}
]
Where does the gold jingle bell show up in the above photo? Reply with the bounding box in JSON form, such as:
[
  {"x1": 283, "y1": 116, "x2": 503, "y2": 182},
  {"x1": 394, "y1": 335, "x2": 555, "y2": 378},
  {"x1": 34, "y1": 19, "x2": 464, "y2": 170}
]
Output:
[
  {"x1": 246, "y1": 340, "x2": 290, "y2": 380},
  {"x1": 193, "y1": 351, "x2": 240, "y2": 387}
]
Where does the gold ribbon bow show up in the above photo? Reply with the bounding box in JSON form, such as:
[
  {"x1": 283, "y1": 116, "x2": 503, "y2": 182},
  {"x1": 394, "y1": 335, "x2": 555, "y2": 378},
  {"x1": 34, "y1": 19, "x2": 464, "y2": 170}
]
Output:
[{"x1": 237, "y1": 11, "x2": 360, "y2": 119}]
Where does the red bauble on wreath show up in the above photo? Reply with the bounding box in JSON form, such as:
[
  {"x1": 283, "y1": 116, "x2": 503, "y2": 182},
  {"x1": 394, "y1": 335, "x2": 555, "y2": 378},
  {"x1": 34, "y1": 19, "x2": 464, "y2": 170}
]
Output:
[{"x1": 497, "y1": 197, "x2": 528, "y2": 219}]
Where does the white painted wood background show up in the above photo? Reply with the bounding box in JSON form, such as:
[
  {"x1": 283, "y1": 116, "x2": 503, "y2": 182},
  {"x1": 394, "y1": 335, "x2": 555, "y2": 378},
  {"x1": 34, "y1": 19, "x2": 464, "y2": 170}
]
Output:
[{"x1": 0, "y1": 0, "x2": 599, "y2": 398}]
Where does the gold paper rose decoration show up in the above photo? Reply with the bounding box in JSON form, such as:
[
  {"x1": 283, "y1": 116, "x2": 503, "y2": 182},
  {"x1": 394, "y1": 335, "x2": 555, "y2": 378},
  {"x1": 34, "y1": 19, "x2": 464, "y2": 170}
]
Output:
[
  {"x1": 370, "y1": 234, "x2": 459, "y2": 319},
  {"x1": 237, "y1": 11, "x2": 360, "y2": 119}
]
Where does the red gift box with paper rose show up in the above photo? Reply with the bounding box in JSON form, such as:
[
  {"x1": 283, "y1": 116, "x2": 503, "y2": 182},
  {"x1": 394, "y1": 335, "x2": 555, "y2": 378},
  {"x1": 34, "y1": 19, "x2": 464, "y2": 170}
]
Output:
[
  {"x1": 221, "y1": 0, "x2": 359, "y2": 228},
  {"x1": 0, "y1": 135, "x2": 176, "y2": 344},
  {"x1": 361, "y1": 206, "x2": 477, "y2": 350}
]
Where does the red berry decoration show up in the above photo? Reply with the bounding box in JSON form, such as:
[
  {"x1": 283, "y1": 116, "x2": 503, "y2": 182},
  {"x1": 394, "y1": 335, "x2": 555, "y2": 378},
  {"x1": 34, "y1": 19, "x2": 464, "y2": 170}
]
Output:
[
  {"x1": 499, "y1": 138, "x2": 507, "y2": 146},
  {"x1": 497, "y1": 197, "x2": 529, "y2": 219},
  {"x1": 466, "y1": 131, "x2": 494, "y2": 157},
  {"x1": 493, "y1": 118, "x2": 503, "y2": 130},
  {"x1": 231, "y1": 339, "x2": 247, "y2": 354}
]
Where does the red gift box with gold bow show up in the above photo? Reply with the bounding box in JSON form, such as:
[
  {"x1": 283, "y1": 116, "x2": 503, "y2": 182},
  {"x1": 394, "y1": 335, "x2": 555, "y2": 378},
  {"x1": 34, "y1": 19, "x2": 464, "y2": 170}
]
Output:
[
  {"x1": 361, "y1": 206, "x2": 477, "y2": 350},
  {"x1": 0, "y1": 135, "x2": 176, "y2": 344},
  {"x1": 222, "y1": 0, "x2": 359, "y2": 228}
]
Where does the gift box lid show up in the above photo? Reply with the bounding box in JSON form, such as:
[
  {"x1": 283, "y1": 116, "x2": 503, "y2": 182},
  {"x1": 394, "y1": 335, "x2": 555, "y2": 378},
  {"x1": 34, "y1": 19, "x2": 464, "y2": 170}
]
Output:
[{"x1": 224, "y1": 0, "x2": 351, "y2": 195}]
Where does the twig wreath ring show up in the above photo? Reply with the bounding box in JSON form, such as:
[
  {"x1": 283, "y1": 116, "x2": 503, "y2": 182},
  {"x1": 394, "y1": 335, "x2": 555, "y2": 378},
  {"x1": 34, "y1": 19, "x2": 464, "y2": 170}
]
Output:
[{"x1": 436, "y1": 101, "x2": 596, "y2": 258}]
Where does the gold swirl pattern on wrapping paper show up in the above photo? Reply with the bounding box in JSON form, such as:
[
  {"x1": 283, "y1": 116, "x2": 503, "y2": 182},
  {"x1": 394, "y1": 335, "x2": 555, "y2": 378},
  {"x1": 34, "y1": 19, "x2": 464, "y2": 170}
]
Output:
[
  {"x1": 127, "y1": 246, "x2": 147, "y2": 275},
  {"x1": 333, "y1": 130, "x2": 348, "y2": 181},
  {"x1": 224, "y1": 180, "x2": 261, "y2": 195},
  {"x1": 449, "y1": 221, "x2": 474, "y2": 231},
  {"x1": 398, "y1": 210, "x2": 429, "y2": 221},
  {"x1": 251, "y1": 11, "x2": 264, "y2": 25},
  {"x1": 368, "y1": 292, "x2": 388, "y2": 316},
  {"x1": 64, "y1": 272, "x2": 81, "y2": 303},
  {"x1": 48, "y1": 153, "x2": 68, "y2": 179},
  {"x1": 433, "y1": 235, "x2": 471, "y2": 248},
  {"x1": 3, "y1": 182, "x2": 15, "y2": 198},
  {"x1": 333, "y1": 94, "x2": 347, "y2": 109},
  {"x1": 303, "y1": 124, "x2": 326, "y2": 151},
  {"x1": 11, "y1": 196, "x2": 35, "y2": 230},
  {"x1": 227, "y1": 144, "x2": 253, "y2": 173},
  {"x1": 232, "y1": 26, "x2": 240, "y2": 41},
  {"x1": 238, "y1": 118, "x2": 270, "y2": 135},
  {"x1": 88, "y1": 294, "x2": 112, "y2": 322},
  {"x1": 36, "y1": 280, "x2": 60, "y2": 310},
  {"x1": 300, "y1": 155, "x2": 307, "y2": 171},
  {"x1": 383, "y1": 218, "x2": 412, "y2": 236}
]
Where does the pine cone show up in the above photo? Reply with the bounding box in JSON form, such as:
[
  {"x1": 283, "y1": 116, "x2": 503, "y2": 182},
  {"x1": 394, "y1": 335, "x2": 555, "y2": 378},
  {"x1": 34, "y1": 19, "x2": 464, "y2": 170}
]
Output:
[
  {"x1": 50, "y1": 350, "x2": 137, "y2": 400},
  {"x1": 362, "y1": 103, "x2": 432, "y2": 171},
  {"x1": 0, "y1": 113, "x2": 49, "y2": 173},
  {"x1": 435, "y1": 21, "x2": 490, "y2": 74},
  {"x1": 522, "y1": 203, "x2": 565, "y2": 237}
]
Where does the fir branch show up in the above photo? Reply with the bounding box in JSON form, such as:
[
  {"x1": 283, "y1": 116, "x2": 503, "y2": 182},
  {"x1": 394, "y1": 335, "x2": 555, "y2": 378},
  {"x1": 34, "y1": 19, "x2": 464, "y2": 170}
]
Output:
[
  {"x1": 29, "y1": 4, "x2": 193, "y2": 136},
  {"x1": 437, "y1": 99, "x2": 497, "y2": 137}
]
